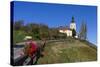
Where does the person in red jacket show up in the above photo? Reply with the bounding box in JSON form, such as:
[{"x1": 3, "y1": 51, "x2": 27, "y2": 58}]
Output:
[{"x1": 24, "y1": 36, "x2": 38, "y2": 58}]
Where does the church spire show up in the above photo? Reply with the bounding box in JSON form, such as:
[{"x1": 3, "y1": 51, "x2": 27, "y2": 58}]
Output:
[
  {"x1": 71, "y1": 16, "x2": 75, "y2": 23},
  {"x1": 70, "y1": 16, "x2": 76, "y2": 30}
]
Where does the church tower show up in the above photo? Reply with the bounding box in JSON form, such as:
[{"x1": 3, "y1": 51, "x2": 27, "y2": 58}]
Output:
[{"x1": 70, "y1": 16, "x2": 76, "y2": 30}]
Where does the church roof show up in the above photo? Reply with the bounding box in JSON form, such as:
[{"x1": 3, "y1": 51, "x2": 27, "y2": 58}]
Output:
[{"x1": 71, "y1": 16, "x2": 75, "y2": 23}]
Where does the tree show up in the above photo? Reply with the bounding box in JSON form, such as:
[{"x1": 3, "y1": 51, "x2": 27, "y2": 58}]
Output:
[
  {"x1": 72, "y1": 29, "x2": 76, "y2": 37},
  {"x1": 79, "y1": 21, "x2": 87, "y2": 40},
  {"x1": 27, "y1": 23, "x2": 40, "y2": 40},
  {"x1": 48, "y1": 28, "x2": 60, "y2": 40},
  {"x1": 13, "y1": 20, "x2": 24, "y2": 30},
  {"x1": 39, "y1": 23, "x2": 49, "y2": 40}
]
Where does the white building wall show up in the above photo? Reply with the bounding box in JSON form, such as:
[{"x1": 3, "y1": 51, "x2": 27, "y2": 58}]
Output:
[
  {"x1": 66, "y1": 30, "x2": 72, "y2": 37},
  {"x1": 70, "y1": 23, "x2": 76, "y2": 30},
  {"x1": 59, "y1": 30, "x2": 65, "y2": 33},
  {"x1": 59, "y1": 30, "x2": 72, "y2": 37}
]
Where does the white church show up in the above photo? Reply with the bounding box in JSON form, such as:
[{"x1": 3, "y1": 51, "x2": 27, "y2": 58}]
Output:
[{"x1": 59, "y1": 17, "x2": 78, "y2": 38}]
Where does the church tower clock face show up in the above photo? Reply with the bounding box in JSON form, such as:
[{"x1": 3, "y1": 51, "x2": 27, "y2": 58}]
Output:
[{"x1": 70, "y1": 17, "x2": 76, "y2": 30}]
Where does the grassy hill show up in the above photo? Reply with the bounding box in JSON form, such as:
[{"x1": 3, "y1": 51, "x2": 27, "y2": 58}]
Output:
[{"x1": 37, "y1": 38, "x2": 97, "y2": 64}]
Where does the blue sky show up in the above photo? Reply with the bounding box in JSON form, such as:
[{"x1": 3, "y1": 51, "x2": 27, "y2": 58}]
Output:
[{"x1": 12, "y1": 1, "x2": 97, "y2": 45}]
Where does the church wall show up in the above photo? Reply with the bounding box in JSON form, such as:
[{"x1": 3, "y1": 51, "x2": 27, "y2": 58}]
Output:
[{"x1": 70, "y1": 23, "x2": 76, "y2": 30}]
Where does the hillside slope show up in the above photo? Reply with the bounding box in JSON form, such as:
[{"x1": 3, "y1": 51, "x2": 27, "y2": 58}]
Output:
[{"x1": 37, "y1": 38, "x2": 97, "y2": 64}]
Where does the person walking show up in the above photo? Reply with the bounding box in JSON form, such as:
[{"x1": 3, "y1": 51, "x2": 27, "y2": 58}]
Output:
[{"x1": 23, "y1": 36, "x2": 38, "y2": 65}]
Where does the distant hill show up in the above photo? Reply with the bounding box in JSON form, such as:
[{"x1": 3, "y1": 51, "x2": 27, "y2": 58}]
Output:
[{"x1": 37, "y1": 38, "x2": 97, "y2": 64}]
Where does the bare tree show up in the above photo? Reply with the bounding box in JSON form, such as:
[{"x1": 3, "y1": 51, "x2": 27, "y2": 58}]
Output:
[{"x1": 79, "y1": 21, "x2": 87, "y2": 40}]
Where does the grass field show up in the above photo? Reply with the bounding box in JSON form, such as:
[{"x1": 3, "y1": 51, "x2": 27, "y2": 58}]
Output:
[{"x1": 37, "y1": 38, "x2": 97, "y2": 64}]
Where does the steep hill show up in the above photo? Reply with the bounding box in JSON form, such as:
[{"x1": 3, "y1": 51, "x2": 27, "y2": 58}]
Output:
[{"x1": 37, "y1": 38, "x2": 97, "y2": 64}]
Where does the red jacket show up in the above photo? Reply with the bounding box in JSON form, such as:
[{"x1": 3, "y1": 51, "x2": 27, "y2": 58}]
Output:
[{"x1": 28, "y1": 41, "x2": 38, "y2": 57}]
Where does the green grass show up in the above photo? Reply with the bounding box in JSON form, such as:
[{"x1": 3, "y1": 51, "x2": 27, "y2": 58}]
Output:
[{"x1": 37, "y1": 38, "x2": 97, "y2": 64}]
